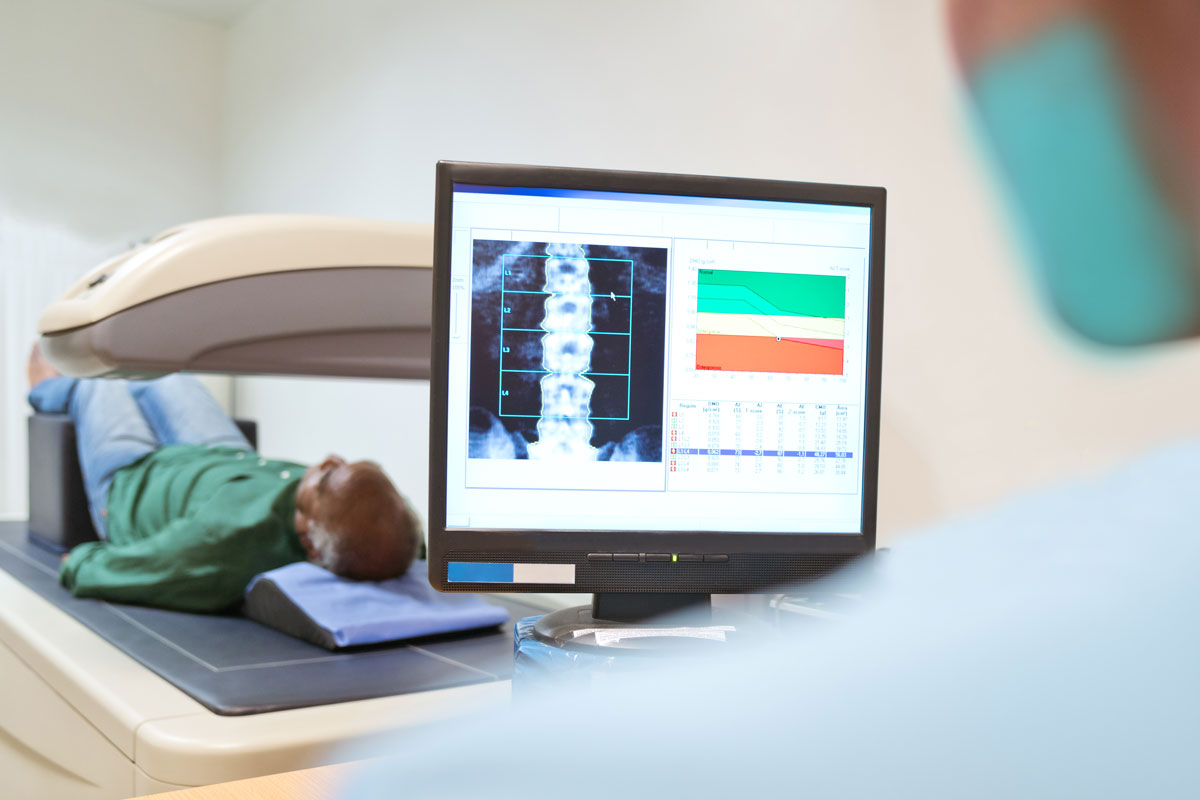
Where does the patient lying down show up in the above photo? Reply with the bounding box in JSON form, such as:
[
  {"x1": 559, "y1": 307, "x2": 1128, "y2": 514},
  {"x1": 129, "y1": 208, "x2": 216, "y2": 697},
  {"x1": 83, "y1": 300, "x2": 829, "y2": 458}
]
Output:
[{"x1": 27, "y1": 345, "x2": 421, "y2": 612}]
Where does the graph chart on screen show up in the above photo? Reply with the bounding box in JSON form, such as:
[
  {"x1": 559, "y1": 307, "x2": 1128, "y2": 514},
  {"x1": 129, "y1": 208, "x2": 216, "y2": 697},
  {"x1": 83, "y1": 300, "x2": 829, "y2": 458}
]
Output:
[{"x1": 695, "y1": 268, "x2": 846, "y2": 375}]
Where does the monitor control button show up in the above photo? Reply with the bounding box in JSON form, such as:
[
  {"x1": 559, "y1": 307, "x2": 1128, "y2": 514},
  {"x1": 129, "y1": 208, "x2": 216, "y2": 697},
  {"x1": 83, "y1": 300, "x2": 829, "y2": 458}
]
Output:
[
  {"x1": 612, "y1": 553, "x2": 639, "y2": 562},
  {"x1": 703, "y1": 554, "x2": 729, "y2": 563},
  {"x1": 645, "y1": 553, "x2": 671, "y2": 562},
  {"x1": 677, "y1": 554, "x2": 703, "y2": 562},
  {"x1": 586, "y1": 553, "x2": 612, "y2": 561}
]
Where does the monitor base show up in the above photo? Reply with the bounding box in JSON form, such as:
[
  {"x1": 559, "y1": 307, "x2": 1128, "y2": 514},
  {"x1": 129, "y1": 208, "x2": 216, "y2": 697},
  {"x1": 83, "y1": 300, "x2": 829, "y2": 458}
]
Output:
[
  {"x1": 532, "y1": 593, "x2": 764, "y2": 654},
  {"x1": 592, "y1": 592, "x2": 710, "y2": 622}
]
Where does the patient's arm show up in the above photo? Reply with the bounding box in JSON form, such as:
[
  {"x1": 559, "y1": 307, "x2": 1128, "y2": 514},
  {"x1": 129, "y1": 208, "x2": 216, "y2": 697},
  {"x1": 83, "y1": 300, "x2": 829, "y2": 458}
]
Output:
[{"x1": 60, "y1": 481, "x2": 304, "y2": 612}]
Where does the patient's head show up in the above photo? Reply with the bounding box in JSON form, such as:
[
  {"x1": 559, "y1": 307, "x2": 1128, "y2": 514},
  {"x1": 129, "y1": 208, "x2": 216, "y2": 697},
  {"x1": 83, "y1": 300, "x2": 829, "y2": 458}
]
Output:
[{"x1": 293, "y1": 455, "x2": 421, "y2": 580}]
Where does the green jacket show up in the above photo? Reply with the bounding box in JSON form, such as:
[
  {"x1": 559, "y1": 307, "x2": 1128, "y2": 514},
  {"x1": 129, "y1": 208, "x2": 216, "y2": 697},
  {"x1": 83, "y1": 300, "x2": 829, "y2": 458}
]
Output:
[{"x1": 60, "y1": 445, "x2": 307, "y2": 612}]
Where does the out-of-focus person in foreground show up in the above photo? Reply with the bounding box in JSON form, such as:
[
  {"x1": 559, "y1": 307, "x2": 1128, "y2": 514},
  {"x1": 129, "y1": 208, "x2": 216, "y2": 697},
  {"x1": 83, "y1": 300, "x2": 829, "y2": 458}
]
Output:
[
  {"x1": 951, "y1": 0, "x2": 1200, "y2": 344},
  {"x1": 341, "y1": 3, "x2": 1200, "y2": 797}
]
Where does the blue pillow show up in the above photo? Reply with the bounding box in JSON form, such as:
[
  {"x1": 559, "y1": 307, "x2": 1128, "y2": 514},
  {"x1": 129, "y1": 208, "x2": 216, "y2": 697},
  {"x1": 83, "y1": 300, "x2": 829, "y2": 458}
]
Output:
[{"x1": 245, "y1": 560, "x2": 510, "y2": 649}]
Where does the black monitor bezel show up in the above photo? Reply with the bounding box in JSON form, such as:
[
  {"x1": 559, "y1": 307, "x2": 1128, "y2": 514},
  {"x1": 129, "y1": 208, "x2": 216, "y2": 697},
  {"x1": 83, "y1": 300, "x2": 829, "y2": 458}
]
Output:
[{"x1": 430, "y1": 160, "x2": 886, "y2": 593}]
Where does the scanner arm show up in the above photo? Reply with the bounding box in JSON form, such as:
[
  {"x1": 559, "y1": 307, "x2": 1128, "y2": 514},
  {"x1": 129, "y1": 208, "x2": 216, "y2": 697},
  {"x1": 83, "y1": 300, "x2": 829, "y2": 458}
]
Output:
[{"x1": 37, "y1": 215, "x2": 434, "y2": 380}]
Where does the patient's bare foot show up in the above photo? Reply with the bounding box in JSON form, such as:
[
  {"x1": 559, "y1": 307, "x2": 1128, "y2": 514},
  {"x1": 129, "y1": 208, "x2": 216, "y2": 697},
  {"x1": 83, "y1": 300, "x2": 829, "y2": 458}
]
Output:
[{"x1": 27, "y1": 342, "x2": 61, "y2": 389}]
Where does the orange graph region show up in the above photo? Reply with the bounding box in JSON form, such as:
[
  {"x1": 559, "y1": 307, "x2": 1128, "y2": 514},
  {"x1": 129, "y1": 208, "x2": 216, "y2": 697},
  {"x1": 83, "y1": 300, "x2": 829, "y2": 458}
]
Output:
[{"x1": 696, "y1": 333, "x2": 844, "y2": 375}]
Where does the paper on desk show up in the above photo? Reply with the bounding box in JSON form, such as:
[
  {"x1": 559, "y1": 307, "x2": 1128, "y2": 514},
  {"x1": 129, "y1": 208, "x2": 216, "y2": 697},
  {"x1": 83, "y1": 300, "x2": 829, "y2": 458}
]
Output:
[{"x1": 572, "y1": 625, "x2": 736, "y2": 646}]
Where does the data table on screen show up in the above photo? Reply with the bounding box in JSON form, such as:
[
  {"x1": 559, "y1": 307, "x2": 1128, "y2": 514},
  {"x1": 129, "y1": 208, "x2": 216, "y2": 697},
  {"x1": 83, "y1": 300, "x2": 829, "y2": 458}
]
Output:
[{"x1": 666, "y1": 399, "x2": 857, "y2": 495}]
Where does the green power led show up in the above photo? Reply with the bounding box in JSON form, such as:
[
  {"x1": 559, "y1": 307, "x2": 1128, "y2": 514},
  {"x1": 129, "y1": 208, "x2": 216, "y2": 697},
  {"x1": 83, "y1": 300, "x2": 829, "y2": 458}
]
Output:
[{"x1": 672, "y1": 554, "x2": 678, "y2": 562}]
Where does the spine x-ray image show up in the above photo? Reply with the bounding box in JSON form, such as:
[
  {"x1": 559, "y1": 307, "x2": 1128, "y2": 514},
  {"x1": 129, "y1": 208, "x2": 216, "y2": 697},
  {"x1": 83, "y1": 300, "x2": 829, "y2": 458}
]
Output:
[{"x1": 468, "y1": 239, "x2": 668, "y2": 462}]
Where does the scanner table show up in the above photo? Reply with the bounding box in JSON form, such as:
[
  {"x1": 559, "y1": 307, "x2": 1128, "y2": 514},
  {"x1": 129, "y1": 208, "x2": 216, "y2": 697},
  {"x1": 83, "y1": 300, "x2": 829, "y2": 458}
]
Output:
[{"x1": 0, "y1": 519, "x2": 545, "y2": 797}]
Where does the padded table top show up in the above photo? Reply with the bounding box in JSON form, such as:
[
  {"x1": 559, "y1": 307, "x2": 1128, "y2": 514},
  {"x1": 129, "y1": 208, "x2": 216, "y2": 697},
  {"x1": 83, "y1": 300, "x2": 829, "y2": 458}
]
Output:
[{"x1": 0, "y1": 521, "x2": 541, "y2": 716}]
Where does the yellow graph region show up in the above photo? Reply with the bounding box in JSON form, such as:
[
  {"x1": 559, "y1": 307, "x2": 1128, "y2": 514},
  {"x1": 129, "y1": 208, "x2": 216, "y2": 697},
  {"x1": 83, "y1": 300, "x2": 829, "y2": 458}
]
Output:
[{"x1": 696, "y1": 312, "x2": 845, "y2": 340}]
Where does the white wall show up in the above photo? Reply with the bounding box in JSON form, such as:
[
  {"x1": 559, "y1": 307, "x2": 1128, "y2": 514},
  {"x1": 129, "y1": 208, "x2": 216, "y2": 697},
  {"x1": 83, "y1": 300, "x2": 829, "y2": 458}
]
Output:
[
  {"x1": 0, "y1": 0, "x2": 227, "y2": 516},
  {"x1": 0, "y1": 0, "x2": 226, "y2": 240},
  {"x1": 222, "y1": 0, "x2": 1200, "y2": 543}
]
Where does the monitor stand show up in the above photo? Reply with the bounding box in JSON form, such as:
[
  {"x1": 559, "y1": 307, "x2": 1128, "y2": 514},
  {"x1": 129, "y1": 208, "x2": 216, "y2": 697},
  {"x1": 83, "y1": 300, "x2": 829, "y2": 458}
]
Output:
[{"x1": 532, "y1": 593, "x2": 763, "y2": 654}]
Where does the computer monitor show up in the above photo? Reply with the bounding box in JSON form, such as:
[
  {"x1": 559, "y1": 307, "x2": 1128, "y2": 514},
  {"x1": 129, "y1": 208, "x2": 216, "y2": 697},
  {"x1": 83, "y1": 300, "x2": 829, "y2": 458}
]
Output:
[{"x1": 430, "y1": 161, "x2": 885, "y2": 619}]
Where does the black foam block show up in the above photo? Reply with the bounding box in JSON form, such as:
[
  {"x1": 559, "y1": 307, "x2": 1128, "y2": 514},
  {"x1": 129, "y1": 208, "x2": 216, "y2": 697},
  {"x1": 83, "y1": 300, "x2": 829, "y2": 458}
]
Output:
[{"x1": 26, "y1": 412, "x2": 258, "y2": 552}]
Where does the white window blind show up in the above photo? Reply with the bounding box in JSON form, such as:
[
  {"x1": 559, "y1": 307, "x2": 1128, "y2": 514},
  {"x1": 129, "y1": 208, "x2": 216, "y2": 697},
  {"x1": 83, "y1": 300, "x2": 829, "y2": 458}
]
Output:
[{"x1": 0, "y1": 214, "x2": 117, "y2": 517}]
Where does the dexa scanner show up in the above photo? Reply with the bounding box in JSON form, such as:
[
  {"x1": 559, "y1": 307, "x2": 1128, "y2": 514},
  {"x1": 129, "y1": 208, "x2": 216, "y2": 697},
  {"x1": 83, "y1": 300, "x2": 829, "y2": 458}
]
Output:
[
  {"x1": 37, "y1": 214, "x2": 434, "y2": 380},
  {"x1": 2, "y1": 213, "x2": 533, "y2": 794}
]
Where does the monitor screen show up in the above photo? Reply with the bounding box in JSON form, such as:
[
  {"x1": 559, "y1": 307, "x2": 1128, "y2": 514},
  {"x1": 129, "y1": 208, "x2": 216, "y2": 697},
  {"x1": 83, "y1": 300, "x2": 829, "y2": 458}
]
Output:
[{"x1": 431, "y1": 162, "x2": 885, "y2": 593}]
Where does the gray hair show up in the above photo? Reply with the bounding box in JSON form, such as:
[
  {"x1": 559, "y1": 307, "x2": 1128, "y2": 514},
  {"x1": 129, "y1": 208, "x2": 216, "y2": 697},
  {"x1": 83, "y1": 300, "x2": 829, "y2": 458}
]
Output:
[{"x1": 305, "y1": 520, "x2": 343, "y2": 573}]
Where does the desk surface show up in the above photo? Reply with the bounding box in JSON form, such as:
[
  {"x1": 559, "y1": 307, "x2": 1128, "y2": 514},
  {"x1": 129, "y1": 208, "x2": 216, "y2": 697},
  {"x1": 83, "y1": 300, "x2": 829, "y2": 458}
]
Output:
[{"x1": 142, "y1": 762, "x2": 360, "y2": 800}]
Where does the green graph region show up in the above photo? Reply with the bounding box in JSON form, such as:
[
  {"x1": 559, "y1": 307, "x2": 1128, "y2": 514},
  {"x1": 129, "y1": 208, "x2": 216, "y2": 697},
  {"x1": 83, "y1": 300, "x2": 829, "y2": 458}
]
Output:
[{"x1": 697, "y1": 269, "x2": 845, "y2": 319}]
